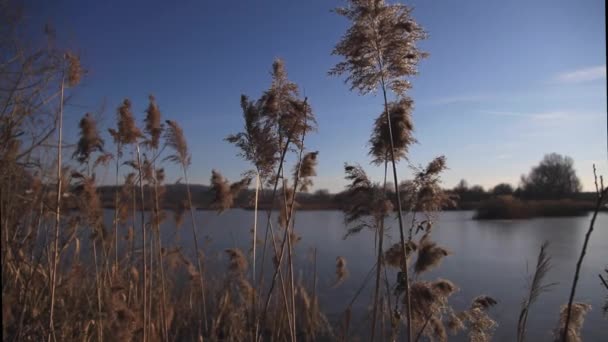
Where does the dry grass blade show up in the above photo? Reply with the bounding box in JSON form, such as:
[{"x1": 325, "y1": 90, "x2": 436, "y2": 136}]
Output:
[{"x1": 517, "y1": 241, "x2": 557, "y2": 342}]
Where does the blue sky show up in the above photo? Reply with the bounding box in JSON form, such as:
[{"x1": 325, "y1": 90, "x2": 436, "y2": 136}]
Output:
[{"x1": 28, "y1": 0, "x2": 606, "y2": 192}]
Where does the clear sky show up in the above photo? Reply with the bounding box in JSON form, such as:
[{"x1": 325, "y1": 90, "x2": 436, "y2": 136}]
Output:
[{"x1": 27, "y1": 0, "x2": 606, "y2": 192}]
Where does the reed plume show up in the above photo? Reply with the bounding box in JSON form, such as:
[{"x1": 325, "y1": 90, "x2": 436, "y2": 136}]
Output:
[
  {"x1": 65, "y1": 52, "x2": 83, "y2": 87},
  {"x1": 414, "y1": 233, "x2": 450, "y2": 274},
  {"x1": 225, "y1": 248, "x2": 248, "y2": 274},
  {"x1": 226, "y1": 95, "x2": 279, "y2": 181},
  {"x1": 369, "y1": 98, "x2": 416, "y2": 165},
  {"x1": 330, "y1": 0, "x2": 428, "y2": 96},
  {"x1": 333, "y1": 256, "x2": 349, "y2": 288},
  {"x1": 517, "y1": 241, "x2": 556, "y2": 342},
  {"x1": 210, "y1": 170, "x2": 251, "y2": 213},
  {"x1": 407, "y1": 279, "x2": 457, "y2": 341},
  {"x1": 144, "y1": 95, "x2": 163, "y2": 149},
  {"x1": 342, "y1": 164, "x2": 392, "y2": 237},
  {"x1": 116, "y1": 99, "x2": 142, "y2": 145},
  {"x1": 164, "y1": 120, "x2": 190, "y2": 166},
  {"x1": 73, "y1": 113, "x2": 104, "y2": 164},
  {"x1": 554, "y1": 303, "x2": 592, "y2": 342},
  {"x1": 460, "y1": 295, "x2": 498, "y2": 342},
  {"x1": 293, "y1": 151, "x2": 318, "y2": 192},
  {"x1": 384, "y1": 241, "x2": 417, "y2": 269}
]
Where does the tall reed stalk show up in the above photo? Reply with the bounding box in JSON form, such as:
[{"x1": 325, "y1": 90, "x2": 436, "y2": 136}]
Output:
[
  {"x1": 135, "y1": 143, "x2": 148, "y2": 341},
  {"x1": 48, "y1": 74, "x2": 64, "y2": 342},
  {"x1": 164, "y1": 119, "x2": 208, "y2": 334},
  {"x1": 330, "y1": 2, "x2": 428, "y2": 339},
  {"x1": 561, "y1": 166, "x2": 606, "y2": 341}
]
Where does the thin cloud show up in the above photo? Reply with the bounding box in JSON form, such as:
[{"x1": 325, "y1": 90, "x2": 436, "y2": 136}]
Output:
[
  {"x1": 427, "y1": 94, "x2": 491, "y2": 105},
  {"x1": 478, "y1": 110, "x2": 595, "y2": 121},
  {"x1": 554, "y1": 65, "x2": 606, "y2": 83}
]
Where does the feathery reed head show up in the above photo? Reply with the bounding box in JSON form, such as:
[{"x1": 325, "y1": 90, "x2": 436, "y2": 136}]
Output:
[
  {"x1": 554, "y1": 302, "x2": 592, "y2": 342},
  {"x1": 446, "y1": 311, "x2": 466, "y2": 334},
  {"x1": 342, "y1": 163, "x2": 390, "y2": 234},
  {"x1": 65, "y1": 52, "x2": 83, "y2": 87},
  {"x1": 144, "y1": 95, "x2": 163, "y2": 149},
  {"x1": 210, "y1": 170, "x2": 231, "y2": 211},
  {"x1": 472, "y1": 296, "x2": 498, "y2": 310},
  {"x1": 384, "y1": 240, "x2": 417, "y2": 269},
  {"x1": 73, "y1": 113, "x2": 104, "y2": 164},
  {"x1": 414, "y1": 234, "x2": 450, "y2": 274},
  {"x1": 369, "y1": 97, "x2": 416, "y2": 165},
  {"x1": 226, "y1": 94, "x2": 279, "y2": 182},
  {"x1": 330, "y1": 0, "x2": 428, "y2": 95},
  {"x1": 295, "y1": 151, "x2": 318, "y2": 191},
  {"x1": 116, "y1": 99, "x2": 142, "y2": 145},
  {"x1": 164, "y1": 119, "x2": 190, "y2": 166},
  {"x1": 210, "y1": 170, "x2": 251, "y2": 213},
  {"x1": 432, "y1": 279, "x2": 459, "y2": 297},
  {"x1": 333, "y1": 256, "x2": 349, "y2": 288},
  {"x1": 225, "y1": 248, "x2": 248, "y2": 273},
  {"x1": 426, "y1": 155, "x2": 447, "y2": 176}
]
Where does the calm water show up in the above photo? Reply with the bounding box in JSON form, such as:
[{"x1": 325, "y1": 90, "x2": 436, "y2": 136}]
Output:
[{"x1": 106, "y1": 210, "x2": 608, "y2": 341}]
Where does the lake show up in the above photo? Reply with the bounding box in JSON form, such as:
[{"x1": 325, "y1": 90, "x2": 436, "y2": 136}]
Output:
[{"x1": 106, "y1": 209, "x2": 608, "y2": 341}]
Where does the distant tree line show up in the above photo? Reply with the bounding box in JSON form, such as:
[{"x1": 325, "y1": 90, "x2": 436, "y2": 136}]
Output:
[
  {"x1": 96, "y1": 152, "x2": 589, "y2": 211},
  {"x1": 450, "y1": 153, "x2": 585, "y2": 207}
]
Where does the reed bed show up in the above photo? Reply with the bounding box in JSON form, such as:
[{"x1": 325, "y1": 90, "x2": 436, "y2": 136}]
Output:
[{"x1": 2, "y1": 1, "x2": 606, "y2": 341}]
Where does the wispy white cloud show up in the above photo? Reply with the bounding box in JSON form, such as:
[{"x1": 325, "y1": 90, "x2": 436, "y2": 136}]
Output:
[
  {"x1": 478, "y1": 110, "x2": 597, "y2": 121},
  {"x1": 427, "y1": 94, "x2": 492, "y2": 105},
  {"x1": 554, "y1": 65, "x2": 606, "y2": 83}
]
